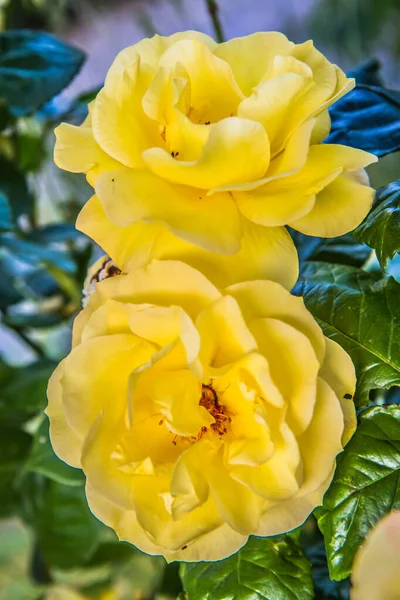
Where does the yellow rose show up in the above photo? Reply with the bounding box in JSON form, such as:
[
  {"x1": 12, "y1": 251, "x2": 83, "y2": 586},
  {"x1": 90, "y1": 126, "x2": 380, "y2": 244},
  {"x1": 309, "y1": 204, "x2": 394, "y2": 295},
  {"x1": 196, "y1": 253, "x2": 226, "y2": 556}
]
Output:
[
  {"x1": 54, "y1": 31, "x2": 377, "y2": 260},
  {"x1": 47, "y1": 260, "x2": 356, "y2": 562},
  {"x1": 351, "y1": 511, "x2": 400, "y2": 600}
]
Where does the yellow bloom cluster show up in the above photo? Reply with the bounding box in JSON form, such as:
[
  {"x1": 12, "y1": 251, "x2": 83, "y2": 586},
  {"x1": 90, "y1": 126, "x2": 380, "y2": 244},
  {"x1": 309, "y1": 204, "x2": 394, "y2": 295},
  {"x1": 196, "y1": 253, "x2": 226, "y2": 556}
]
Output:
[{"x1": 48, "y1": 31, "x2": 374, "y2": 562}]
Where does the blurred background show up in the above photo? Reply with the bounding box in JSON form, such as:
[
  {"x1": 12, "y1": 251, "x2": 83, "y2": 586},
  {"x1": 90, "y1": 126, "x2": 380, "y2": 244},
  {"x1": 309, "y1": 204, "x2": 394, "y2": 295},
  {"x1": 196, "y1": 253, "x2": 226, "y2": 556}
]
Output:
[{"x1": 0, "y1": 0, "x2": 399, "y2": 598}]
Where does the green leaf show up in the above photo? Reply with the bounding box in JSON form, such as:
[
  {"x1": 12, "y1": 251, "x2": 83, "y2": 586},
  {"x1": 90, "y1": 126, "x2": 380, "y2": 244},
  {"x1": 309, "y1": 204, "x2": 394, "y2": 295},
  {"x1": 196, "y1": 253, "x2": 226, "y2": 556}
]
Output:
[
  {"x1": 295, "y1": 263, "x2": 400, "y2": 407},
  {"x1": 180, "y1": 535, "x2": 314, "y2": 600},
  {"x1": 25, "y1": 418, "x2": 85, "y2": 486},
  {"x1": 0, "y1": 156, "x2": 34, "y2": 221},
  {"x1": 28, "y1": 223, "x2": 84, "y2": 244},
  {"x1": 159, "y1": 562, "x2": 183, "y2": 598},
  {"x1": 306, "y1": 541, "x2": 350, "y2": 600},
  {"x1": 310, "y1": 235, "x2": 370, "y2": 268},
  {"x1": 86, "y1": 541, "x2": 136, "y2": 566},
  {"x1": 34, "y1": 480, "x2": 103, "y2": 569},
  {"x1": 354, "y1": 180, "x2": 400, "y2": 270},
  {"x1": 290, "y1": 230, "x2": 369, "y2": 267},
  {"x1": 328, "y1": 84, "x2": 400, "y2": 157},
  {"x1": 0, "y1": 251, "x2": 25, "y2": 308},
  {"x1": 0, "y1": 192, "x2": 12, "y2": 231},
  {"x1": 0, "y1": 234, "x2": 76, "y2": 273},
  {"x1": 0, "y1": 30, "x2": 85, "y2": 115},
  {"x1": 317, "y1": 405, "x2": 400, "y2": 581},
  {"x1": 0, "y1": 426, "x2": 32, "y2": 518},
  {"x1": 348, "y1": 59, "x2": 383, "y2": 87},
  {"x1": 0, "y1": 359, "x2": 55, "y2": 421},
  {"x1": 16, "y1": 116, "x2": 46, "y2": 173}
]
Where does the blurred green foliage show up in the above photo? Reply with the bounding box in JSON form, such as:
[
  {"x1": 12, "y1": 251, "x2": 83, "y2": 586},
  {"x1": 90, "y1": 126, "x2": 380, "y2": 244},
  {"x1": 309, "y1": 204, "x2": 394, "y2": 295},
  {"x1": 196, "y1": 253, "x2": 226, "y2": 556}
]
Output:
[{"x1": 308, "y1": 0, "x2": 400, "y2": 65}]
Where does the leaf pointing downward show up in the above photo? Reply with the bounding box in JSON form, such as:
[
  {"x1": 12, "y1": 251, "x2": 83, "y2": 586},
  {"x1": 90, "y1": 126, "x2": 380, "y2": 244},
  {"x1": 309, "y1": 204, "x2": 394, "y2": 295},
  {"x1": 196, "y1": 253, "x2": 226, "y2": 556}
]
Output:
[
  {"x1": 296, "y1": 263, "x2": 400, "y2": 407},
  {"x1": 317, "y1": 405, "x2": 400, "y2": 581},
  {"x1": 354, "y1": 180, "x2": 400, "y2": 270}
]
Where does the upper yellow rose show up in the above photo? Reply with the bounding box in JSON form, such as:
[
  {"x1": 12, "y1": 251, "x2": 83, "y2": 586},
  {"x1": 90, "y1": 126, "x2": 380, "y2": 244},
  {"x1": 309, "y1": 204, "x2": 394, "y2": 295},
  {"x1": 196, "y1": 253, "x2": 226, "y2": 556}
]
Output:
[
  {"x1": 46, "y1": 260, "x2": 356, "y2": 562},
  {"x1": 351, "y1": 511, "x2": 400, "y2": 600},
  {"x1": 54, "y1": 31, "x2": 377, "y2": 260}
]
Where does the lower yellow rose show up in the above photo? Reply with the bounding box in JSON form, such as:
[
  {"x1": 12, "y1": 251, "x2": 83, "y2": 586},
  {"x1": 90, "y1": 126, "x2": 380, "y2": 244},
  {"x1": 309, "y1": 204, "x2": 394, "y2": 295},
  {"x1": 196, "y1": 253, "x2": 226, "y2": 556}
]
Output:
[
  {"x1": 47, "y1": 260, "x2": 356, "y2": 562},
  {"x1": 351, "y1": 511, "x2": 400, "y2": 600}
]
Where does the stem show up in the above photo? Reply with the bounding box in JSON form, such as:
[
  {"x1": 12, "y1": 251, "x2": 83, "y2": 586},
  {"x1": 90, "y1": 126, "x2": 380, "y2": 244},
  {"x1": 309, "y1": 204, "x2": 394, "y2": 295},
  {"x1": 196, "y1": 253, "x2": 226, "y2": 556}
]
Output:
[
  {"x1": 30, "y1": 544, "x2": 53, "y2": 584},
  {"x1": 205, "y1": 0, "x2": 225, "y2": 43},
  {"x1": 10, "y1": 323, "x2": 46, "y2": 358}
]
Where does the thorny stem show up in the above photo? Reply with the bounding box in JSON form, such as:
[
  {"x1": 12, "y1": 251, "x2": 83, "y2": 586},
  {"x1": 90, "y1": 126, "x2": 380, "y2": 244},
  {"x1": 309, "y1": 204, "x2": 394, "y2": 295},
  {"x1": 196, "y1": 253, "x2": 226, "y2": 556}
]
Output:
[{"x1": 205, "y1": 0, "x2": 225, "y2": 43}]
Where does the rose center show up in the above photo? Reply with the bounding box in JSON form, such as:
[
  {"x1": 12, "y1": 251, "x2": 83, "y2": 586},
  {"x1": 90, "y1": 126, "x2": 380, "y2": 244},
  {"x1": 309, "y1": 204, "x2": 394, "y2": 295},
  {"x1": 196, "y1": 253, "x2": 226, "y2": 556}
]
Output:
[{"x1": 199, "y1": 384, "x2": 231, "y2": 437}]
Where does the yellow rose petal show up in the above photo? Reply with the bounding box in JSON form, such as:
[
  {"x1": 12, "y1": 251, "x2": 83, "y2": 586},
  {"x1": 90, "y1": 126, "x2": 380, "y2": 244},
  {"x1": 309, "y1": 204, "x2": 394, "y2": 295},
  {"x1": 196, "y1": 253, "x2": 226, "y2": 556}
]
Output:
[
  {"x1": 289, "y1": 169, "x2": 376, "y2": 237},
  {"x1": 46, "y1": 360, "x2": 83, "y2": 468},
  {"x1": 319, "y1": 337, "x2": 357, "y2": 445},
  {"x1": 158, "y1": 39, "x2": 243, "y2": 122},
  {"x1": 54, "y1": 122, "x2": 122, "y2": 186},
  {"x1": 92, "y1": 56, "x2": 159, "y2": 169},
  {"x1": 226, "y1": 280, "x2": 326, "y2": 362},
  {"x1": 214, "y1": 32, "x2": 294, "y2": 95},
  {"x1": 143, "y1": 117, "x2": 270, "y2": 190},
  {"x1": 95, "y1": 169, "x2": 243, "y2": 255}
]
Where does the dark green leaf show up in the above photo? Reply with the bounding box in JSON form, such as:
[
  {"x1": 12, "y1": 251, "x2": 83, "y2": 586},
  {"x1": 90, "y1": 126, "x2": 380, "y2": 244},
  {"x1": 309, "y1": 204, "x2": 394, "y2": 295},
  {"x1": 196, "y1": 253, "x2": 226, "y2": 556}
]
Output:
[
  {"x1": 347, "y1": 59, "x2": 383, "y2": 87},
  {"x1": 35, "y1": 480, "x2": 103, "y2": 569},
  {"x1": 0, "y1": 251, "x2": 24, "y2": 308},
  {"x1": 159, "y1": 562, "x2": 183, "y2": 598},
  {"x1": 0, "y1": 30, "x2": 85, "y2": 115},
  {"x1": 0, "y1": 234, "x2": 76, "y2": 272},
  {"x1": 328, "y1": 84, "x2": 400, "y2": 157},
  {"x1": 0, "y1": 155, "x2": 34, "y2": 220},
  {"x1": 310, "y1": 235, "x2": 370, "y2": 268},
  {"x1": 0, "y1": 100, "x2": 15, "y2": 131},
  {"x1": 296, "y1": 264, "x2": 400, "y2": 406},
  {"x1": 180, "y1": 535, "x2": 314, "y2": 600},
  {"x1": 23, "y1": 268, "x2": 59, "y2": 298},
  {"x1": 306, "y1": 541, "x2": 350, "y2": 600},
  {"x1": 27, "y1": 223, "x2": 84, "y2": 244},
  {"x1": 0, "y1": 250, "x2": 59, "y2": 308},
  {"x1": 0, "y1": 426, "x2": 32, "y2": 518},
  {"x1": 16, "y1": 123, "x2": 47, "y2": 173},
  {"x1": 39, "y1": 85, "x2": 101, "y2": 125},
  {"x1": 289, "y1": 230, "x2": 369, "y2": 266},
  {"x1": 0, "y1": 359, "x2": 55, "y2": 420},
  {"x1": 87, "y1": 541, "x2": 137, "y2": 566},
  {"x1": 0, "y1": 192, "x2": 12, "y2": 231},
  {"x1": 289, "y1": 228, "x2": 323, "y2": 262},
  {"x1": 25, "y1": 418, "x2": 85, "y2": 486},
  {"x1": 354, "y1": 180, "x2": 400, "y2": 269},
  {"x1": 317, "y1": 405, "x2": 400, "y2": 580}
]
